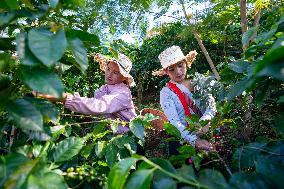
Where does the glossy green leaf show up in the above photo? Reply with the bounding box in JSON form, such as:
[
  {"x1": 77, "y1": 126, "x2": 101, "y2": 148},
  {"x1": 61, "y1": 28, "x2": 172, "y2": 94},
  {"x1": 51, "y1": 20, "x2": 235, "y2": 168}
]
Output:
[
  {"x1": 0, "y1": 12, "x2": 16, "y2": 27},
  {"x1": 129, "y1": 117, "x2": 145, "y2": 140},
  {"x1": 25, "y1": 97, "x2": 59, "y2": 123},
  {"x1": 49, "y1": 137, "x2": 84, "y2": 162},
  {"x1": 108, "y1": 157, "x2": 138, "y2": 189},
  {"x1": 0, "y1": 53, "x2": 13, "y2": 72},
  {"x1": 0, "y1": 153, "x2": 28, "y2": 187},
  {"x1": 229, "y1": 172, "x2": 270, "y2": 189},
  {"x1": 164, "y1": 122, "x2": 181, "y2": 138},
  {"x1": 5, "y1": 0, "x2": 20, "y2": 10},
  {"x1": 68, "y1": 38, "x2": 88, "y2": 73},
  {"x1": 125, "y1": 169, "x2": 154, "y2": 189},
  {"x1": 49, "y1": 0, "x2": 59, "y2": 8},
  {"x1": 4, "y1": 158, "x2": 39, "y2": 189},
  {"x1": 20, "y1": 65, "x2": 64, "y2": 98},
  {"x1": 228, "y1": 60, "x2": 250, "y2": 73},
  {"x1": 242, "y1": 27, "x2": 257, "y2": 47},
  {"x1": 198, "y1": 169, "x2": 228, "y2": 189},
  {"x1": 151, "y1": 158, "x2": 176, "y2": 173},
  {"x1": 232, "y1": 142, "x2": 267, "y2": 169},
  {"x1": 255, "y1": 157, "x2": 284, "y2": 189},
  {"x1": 27, "y1": 172, "x2": 68, "y2": 189},
  {"x1": 95, "y1": 141, "x2": 107, "y2": 158},
  {"x1": 153, "y1": 178, "x2": 177, "y2": 189},
  {"x1": 28, "y1": 29, "x2": 67, "y2": 66},
  {"x1": 65, "y1": 29, "x2": 100, "y2": 46},
  {"x1": 105, "y1": 142, "x2": 119, "y2": 167},
  {"x1": 0, "y1": 74, "x2": 11, "y2": 91},
  {"x1": 176, "y1": 164, "x2": 196, "y2": 181},
  {"x1": 226, "y1": 77, "x2": 255, "y2": 100},
  {"x1": 255, "y1": 34, "x2": 284, "y2": 75},
  {"x1": 6, "y1": 99, "x2": 43, "y2": 131},
  {"x1": 16, "y1": 32, "x2": 41, "y2": 66}
]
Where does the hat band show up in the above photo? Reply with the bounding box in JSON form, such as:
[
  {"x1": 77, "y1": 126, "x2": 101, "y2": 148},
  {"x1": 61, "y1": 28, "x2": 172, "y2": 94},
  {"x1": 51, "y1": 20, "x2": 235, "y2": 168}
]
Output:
[{"x1": 114, "y1": 60, "x2": 128, "y2": 73}]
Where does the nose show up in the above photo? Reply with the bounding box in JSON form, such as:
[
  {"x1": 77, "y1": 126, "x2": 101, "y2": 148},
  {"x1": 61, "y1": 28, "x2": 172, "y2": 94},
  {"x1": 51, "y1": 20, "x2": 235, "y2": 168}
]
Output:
[{"x1": 175, "y1": 67, "x2": 183, "y2": 76}]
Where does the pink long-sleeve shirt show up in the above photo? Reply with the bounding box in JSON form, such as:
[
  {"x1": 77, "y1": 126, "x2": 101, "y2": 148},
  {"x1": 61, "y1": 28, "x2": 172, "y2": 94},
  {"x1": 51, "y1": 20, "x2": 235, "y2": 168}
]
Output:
[{"x1": 64, "y1": 83, "x2": 136, "y2": 133}]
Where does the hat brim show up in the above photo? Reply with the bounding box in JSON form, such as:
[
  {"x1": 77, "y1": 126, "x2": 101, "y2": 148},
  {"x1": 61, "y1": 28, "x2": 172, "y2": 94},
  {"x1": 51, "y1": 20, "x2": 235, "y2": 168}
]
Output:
[
  {"x1": 94, "y1": 53, "x2": 135, "y2": 87},
  {"x1": 152, "y1": 50, "x2": 197, "y2": 76}
]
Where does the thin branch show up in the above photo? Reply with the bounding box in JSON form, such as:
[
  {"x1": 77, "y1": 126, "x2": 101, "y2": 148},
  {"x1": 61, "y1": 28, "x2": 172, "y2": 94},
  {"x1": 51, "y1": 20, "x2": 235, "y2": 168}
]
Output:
[
  {"x1": 215, "y1": 151, "x2": 233, "y2": 176},
  {"x1": 245, "y1": 146, "x2": 284, "y2": 156}
]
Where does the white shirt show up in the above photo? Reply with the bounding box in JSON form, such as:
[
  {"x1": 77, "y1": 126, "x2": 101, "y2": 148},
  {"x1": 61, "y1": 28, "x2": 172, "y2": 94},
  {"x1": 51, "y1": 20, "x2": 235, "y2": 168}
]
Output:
[{"x1": 160, "y1": 81, "x2": 216, "y2": 146}]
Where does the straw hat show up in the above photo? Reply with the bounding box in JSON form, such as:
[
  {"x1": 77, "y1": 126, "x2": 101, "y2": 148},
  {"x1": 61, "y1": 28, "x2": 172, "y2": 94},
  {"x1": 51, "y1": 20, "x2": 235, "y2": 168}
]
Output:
[
  {"x1": 152, "y1": 46, "x2": 198, "y2": 76},
  {"x1": 94, "y1": 53, "x2": 135, "y2": 87}
]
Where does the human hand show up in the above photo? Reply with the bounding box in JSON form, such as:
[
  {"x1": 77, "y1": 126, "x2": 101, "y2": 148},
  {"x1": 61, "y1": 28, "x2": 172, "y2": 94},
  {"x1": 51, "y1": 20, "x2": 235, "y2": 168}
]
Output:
[
  {"x1": 195, "y1": 139, "x2": 215, "y2": 151},
  {"x1": 196, "y1": 123, "x2": 210, "y2": 137},
  {"x1": 33, "y1": 90, "x2": 67, "y2": 103}
]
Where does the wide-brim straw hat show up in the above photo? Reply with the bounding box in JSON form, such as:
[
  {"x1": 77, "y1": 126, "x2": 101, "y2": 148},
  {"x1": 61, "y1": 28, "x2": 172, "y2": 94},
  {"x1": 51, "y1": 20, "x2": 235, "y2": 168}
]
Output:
[
  {"x1": 152, "y1": 46, "x2": 198, "y2": 76},
  {"x1": 94, "y1": 53, "x2": 135, "y2": 87}
]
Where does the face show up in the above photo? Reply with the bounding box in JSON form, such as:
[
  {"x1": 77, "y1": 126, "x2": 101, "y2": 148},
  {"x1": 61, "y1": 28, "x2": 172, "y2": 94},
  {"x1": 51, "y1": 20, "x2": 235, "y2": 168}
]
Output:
[
  {"x1": 165, "y1": 60, "x2": 187, "y2": 83},
  {"x1": 105, "y1": 61, "x2": 126, "y2": 85}
]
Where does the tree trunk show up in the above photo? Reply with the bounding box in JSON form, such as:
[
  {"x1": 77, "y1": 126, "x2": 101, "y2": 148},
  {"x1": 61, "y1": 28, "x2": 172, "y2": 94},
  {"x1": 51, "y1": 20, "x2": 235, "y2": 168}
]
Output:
[
  {"x1": 251, "y1": 10, "x2": 261, "y2": 42},
  {"x1": 180, "y1": 0, "x2": 220, "y2": 81},
  {"x1": 240, "y1": 0, "x2": 248, "y2": 50}
]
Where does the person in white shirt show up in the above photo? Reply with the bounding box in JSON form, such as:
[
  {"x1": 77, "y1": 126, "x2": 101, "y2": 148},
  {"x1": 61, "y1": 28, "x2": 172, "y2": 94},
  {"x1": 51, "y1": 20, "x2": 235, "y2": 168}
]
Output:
[{"x1": 153, "y1": 46, "x2": 216, "y2": 151}]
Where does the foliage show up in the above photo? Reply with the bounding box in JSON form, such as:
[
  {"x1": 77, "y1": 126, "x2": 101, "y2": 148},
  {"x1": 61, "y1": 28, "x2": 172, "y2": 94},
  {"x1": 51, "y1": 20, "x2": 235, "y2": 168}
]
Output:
[{"x1": 0, "y1": 0, "x2": 284, "y2": 188}]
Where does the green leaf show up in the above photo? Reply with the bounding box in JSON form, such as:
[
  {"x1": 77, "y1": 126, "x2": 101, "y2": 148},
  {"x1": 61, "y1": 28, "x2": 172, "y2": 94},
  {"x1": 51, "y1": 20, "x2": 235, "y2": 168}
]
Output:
[
  {"x1": 27, "y1": 172, "x2": 68, "y2": 189},
  {"x1": 108, "y1": 157, "x2": 138, "y2": 189},
  {"x1": 68, "y1": 38, "x2": 88, "y2": 73},
  {"x1": 0, "y1": 12, "x2": 16, "y2": 27},
  {"x1": 49, "y1": 0, "x2": 59, "y2": 8},
  {"x1": 20, "y1": 65, "x2": 64, "y2": 98},
  {"x1": 16, "y1": 32, "x2": 41, "y2": 66},
  {"x1": 28, "y1": 29, "x2": 67, "y2": 67},
  {"x1": 255, "y1": 157, "x2": 284, "y2": 189},
  {"x1": 65, "y1": 29, "x2": 100, "y2": 47},
  {"x1": 255, "y1": 34, "x2": 284, "y2": 77},
  {"x1": 151, "y1": 158, "x2": 176, "y2": 173},
  {"x1": 49, "y1": 137, "x2": 84, "y2": 162},
  {"x1": 129, "y1": 117, "x2": 145, "y2": 140},
  {"x1": 5, "y1": 0, "x2": 20, "y2": 10},
  {"x1": 257, "y1": 62, "x2": 284, "y2": 81},
  {"x1": 153, "y1": 178, "x2": 177, "y2": 189},
  {"x1": 232, "y1": 142, "x2": 267, "y2": 169},
  {"x1": 226, "y1": 77, "x2": 255, "y2": 100},
  {"x1": 25, "y1": 97, "x2": 59, "y2": 123},
  {"x1": 105, "y1": 142, "x2": 119, "y2": 167},
  {"x1": 125, "y1": 169, "x2": 154, "y2": 189},
  {"x1": 198, "y1": 169, "x2": 228, "y2": 189},
  {"x1": 242, "y1": 27, "x2": 257, "y2": 47},
  {"x1": 0, "y1": 74, "x2": 11, "y2": 91},
  {"x1": 0, "y1": 53, "x2": 14, "y2": 72},
  {"x1": 229, "y1": 172, "x2": 270, "y2": 189},
  {"x1": 164, "y1": 122, "x2": 181, "y2": 138},
  {"x1": 5, "y1": 99, "x2": 43, "y2": 131},
  {"x1": 228, "y1": 60, "x2": 250, "y2": 73},
  {"x1": 176, "y1": 164, "x2": 196, "y2": 181},
  {"x1": 4, "y1": 158, "x2": 39, "y2": 189},
  {"x1": 95, "y1": 141, "x2": 107, "y2": 158},
  {"x1": 0, "y1": 153, "x2": 28, "y2": 187}
]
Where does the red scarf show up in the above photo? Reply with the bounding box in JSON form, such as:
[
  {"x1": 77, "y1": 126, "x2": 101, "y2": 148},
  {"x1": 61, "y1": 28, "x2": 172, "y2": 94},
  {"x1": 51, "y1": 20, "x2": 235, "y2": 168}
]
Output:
[{"x1": 166, "y1": 82, "x2": 203, "y2": 118}]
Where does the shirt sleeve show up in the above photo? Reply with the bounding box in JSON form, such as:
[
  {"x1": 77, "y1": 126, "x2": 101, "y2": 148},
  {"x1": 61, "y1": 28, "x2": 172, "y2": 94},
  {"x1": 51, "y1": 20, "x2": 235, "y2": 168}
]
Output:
[
  {"x1": 160, "y1": 88, "x2": 197, "y2": 146},
  {"x1": 64, "y1": 91, "x2": 130, "y2": 115},
  {"x1": 199, "y1": 94, "x2": 217, "y2": 121}
]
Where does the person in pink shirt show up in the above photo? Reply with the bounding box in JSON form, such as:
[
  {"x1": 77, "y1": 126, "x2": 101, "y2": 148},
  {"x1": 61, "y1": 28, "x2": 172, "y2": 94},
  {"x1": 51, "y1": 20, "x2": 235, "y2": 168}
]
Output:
[{"x1": 35, "y1": 52, "x2": 137, "y2": 134}]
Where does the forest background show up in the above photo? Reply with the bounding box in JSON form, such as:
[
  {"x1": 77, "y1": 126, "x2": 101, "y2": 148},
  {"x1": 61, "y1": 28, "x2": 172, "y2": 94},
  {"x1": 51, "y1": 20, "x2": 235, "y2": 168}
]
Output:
[{"x1": 0, "y1": 0, "x2": 283, "y2": 188}]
